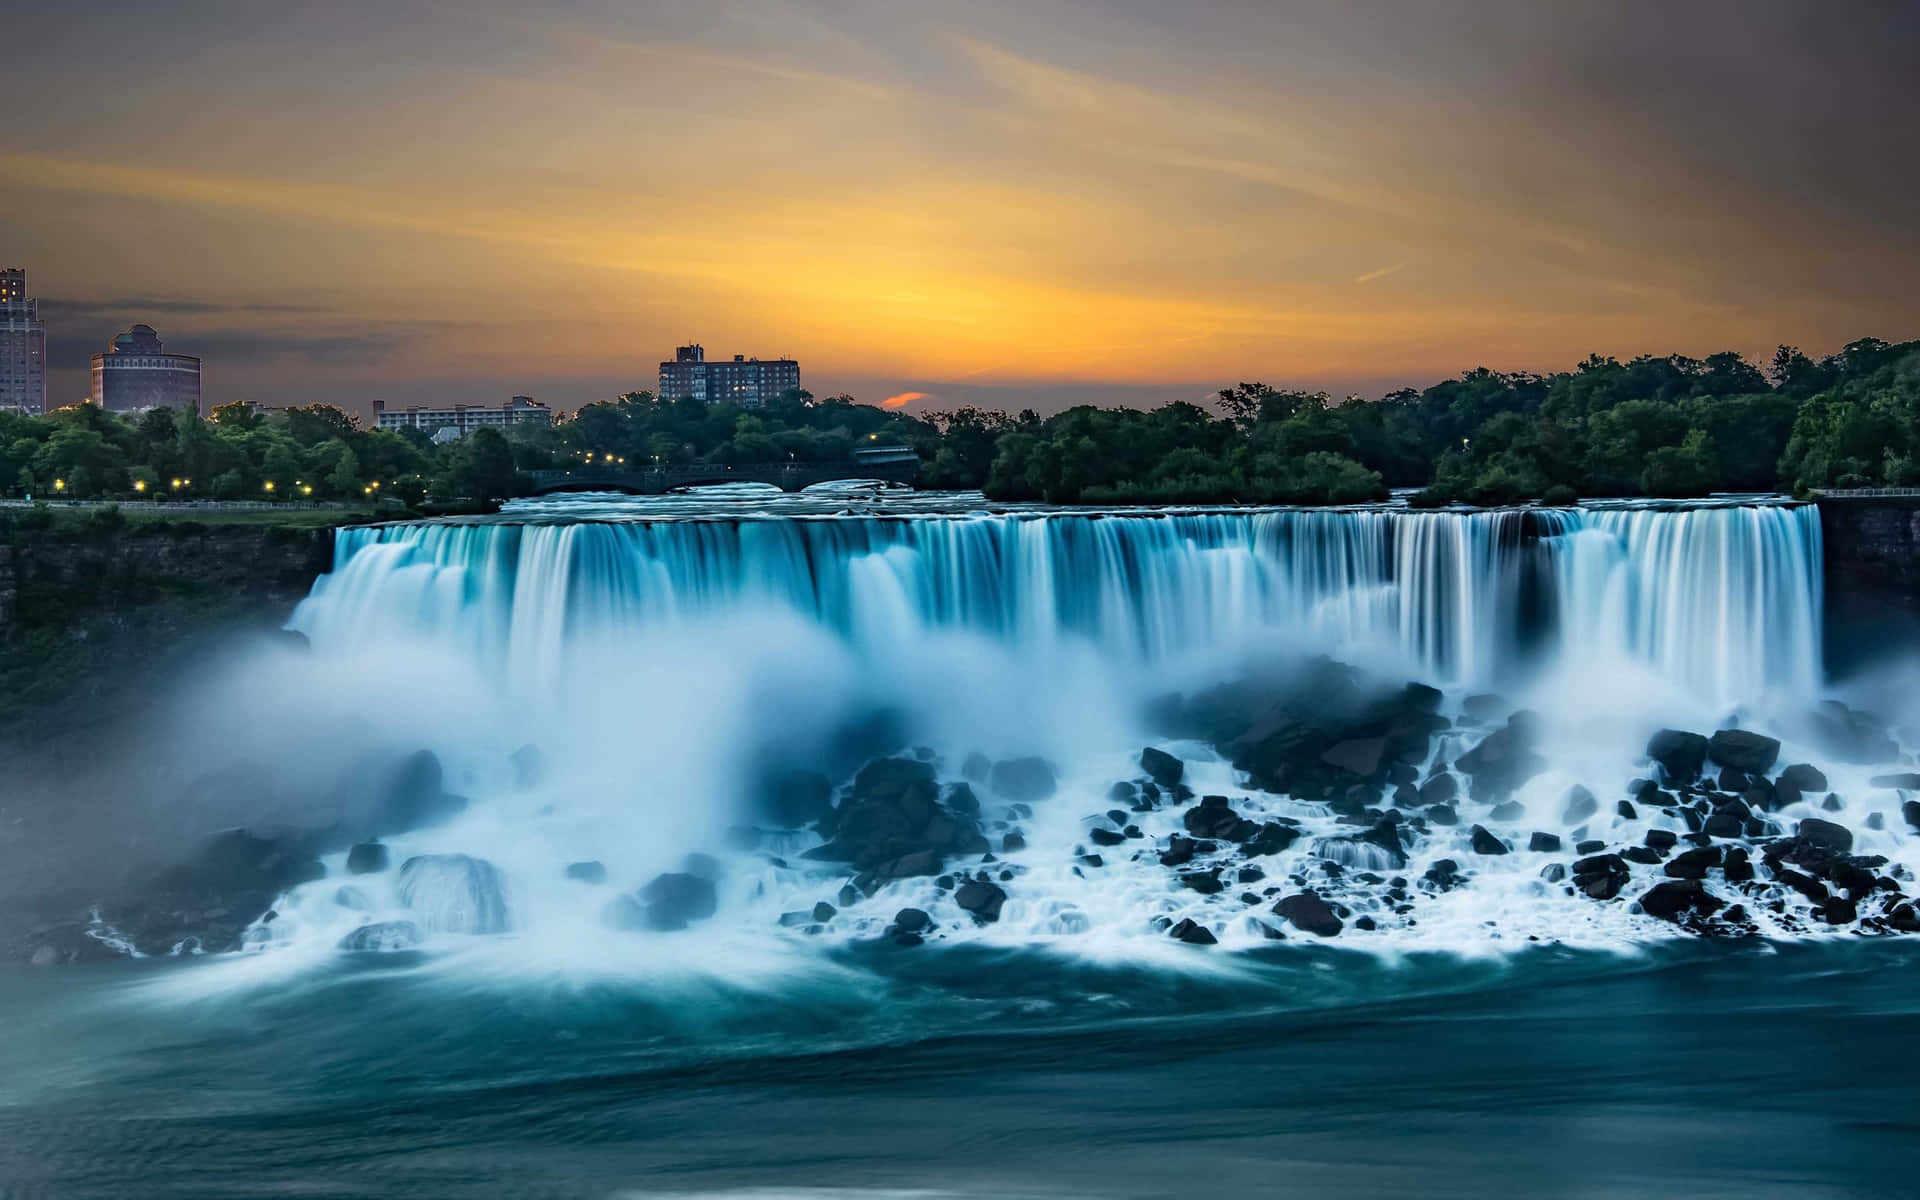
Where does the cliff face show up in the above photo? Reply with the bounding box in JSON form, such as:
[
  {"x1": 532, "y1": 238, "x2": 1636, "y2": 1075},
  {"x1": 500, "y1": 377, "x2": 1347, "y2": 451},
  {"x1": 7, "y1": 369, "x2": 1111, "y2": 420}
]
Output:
[
  {"x1": 0, "y1": 525, "x2": 334, "y2": 730},
  {"x1": 1818, "y1": 496, "x2": 1920, "y2": 676}
]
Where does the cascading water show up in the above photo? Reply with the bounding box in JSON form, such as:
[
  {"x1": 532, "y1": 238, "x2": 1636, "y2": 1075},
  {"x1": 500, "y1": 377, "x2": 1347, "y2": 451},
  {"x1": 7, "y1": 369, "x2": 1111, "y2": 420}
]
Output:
[{"x1": 208, "y1": 495, "x2": 1918, "y2": 973}]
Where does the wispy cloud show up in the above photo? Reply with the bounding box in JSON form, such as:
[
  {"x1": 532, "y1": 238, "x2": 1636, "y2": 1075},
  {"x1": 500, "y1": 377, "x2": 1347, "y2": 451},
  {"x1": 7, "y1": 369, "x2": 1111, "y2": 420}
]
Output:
[
  {"x1": 880, "y1": 390, "x2": 929, "y2": 410},
  {"x1": 1354, "y1": 262, "x2": 1408, "y2": 285}
]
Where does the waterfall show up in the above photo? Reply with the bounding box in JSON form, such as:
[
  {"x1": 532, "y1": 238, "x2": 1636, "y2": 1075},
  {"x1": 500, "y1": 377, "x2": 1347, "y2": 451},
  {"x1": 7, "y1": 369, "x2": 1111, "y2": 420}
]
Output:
[{"x1": 293, "y1": 503, "x2": 1823, "y2": 706}]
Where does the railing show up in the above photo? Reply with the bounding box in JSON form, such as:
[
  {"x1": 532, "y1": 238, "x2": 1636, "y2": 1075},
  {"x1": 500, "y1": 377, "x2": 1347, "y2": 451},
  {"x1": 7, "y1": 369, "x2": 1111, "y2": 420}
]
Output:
[{"x1": 1811, "y1": 488, "x2": 1920, "y2": 498}]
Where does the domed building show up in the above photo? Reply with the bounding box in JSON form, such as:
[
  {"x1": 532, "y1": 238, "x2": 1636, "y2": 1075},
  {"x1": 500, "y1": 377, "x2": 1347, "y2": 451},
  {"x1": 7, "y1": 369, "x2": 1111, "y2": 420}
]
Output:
[{"x1": 91, "y1": 323, "x2": 202, "y2": 416}]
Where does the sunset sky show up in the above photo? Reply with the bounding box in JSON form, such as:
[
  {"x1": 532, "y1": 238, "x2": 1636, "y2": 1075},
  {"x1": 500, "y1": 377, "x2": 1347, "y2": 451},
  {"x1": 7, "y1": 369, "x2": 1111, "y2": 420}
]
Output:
[{"x1": 5, "y1": 0, "x2": 1916, "y2": 417}]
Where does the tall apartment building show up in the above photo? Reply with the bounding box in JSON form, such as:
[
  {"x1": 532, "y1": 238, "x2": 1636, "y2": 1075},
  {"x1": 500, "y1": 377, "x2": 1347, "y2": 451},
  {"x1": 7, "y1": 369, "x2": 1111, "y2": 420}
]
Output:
[
  {"x1": 657, "y1": 344, "x2": 799, "y2": 409},
  {"x1": 0, "y1": 268, "x2": 47, "y2": 414},
  {"x1": 92, "y1": 324, "x2": 202, "y2": 416},
  {"x1": 372, "y1": 394, "x2": 551, "y2": 436}
]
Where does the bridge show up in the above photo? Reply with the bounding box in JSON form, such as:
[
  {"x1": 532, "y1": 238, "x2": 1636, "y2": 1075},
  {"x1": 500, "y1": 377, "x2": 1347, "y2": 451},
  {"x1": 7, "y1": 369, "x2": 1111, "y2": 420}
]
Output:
[{"x1": 527, "y1": 447, "x2": 921, "y2": 495}]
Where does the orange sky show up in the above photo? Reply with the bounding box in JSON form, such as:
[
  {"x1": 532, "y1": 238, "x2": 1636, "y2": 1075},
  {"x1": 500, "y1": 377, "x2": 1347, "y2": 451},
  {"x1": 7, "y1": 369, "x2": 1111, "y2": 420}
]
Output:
[{"x1": 4, "y1": 1, "x2": 1916, "y2": 416}]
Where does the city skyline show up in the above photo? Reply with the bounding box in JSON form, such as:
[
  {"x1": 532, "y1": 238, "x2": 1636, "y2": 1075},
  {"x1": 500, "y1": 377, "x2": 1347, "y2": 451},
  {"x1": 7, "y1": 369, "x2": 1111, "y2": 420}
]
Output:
[{"x1": 5, "y1": 1, "x2": 1917, "y2": 418}]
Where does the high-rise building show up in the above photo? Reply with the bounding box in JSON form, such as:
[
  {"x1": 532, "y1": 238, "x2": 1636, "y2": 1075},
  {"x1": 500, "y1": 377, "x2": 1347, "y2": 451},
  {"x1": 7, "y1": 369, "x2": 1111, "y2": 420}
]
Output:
[
  {"x1": 91, "y1": 324, "x2": 203, "y2": 416},
  {"x1": 371, "y1": 394, "x2": 551, "y2": 436},
  {"x1": 657, "y1": 344, "x2": 800, "y2": 409},
  {"x1": 0, "y1": 268, "x2": 47, "y2": 414}
]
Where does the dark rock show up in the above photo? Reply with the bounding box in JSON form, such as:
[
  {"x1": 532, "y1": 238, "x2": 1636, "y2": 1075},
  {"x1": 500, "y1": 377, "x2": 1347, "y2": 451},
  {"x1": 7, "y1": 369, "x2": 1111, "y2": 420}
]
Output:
[
  {"x1": 945, "y1": 782, "x2": 980, "y2": 815},
  {"x1": 892, "y1": 907, "x2": 932, "y2": 934},
  {"x1": 1273, "y1": 891, "x2": 1343, "y2": 937},
  {"x1": 1821, "y1": 793, "x2": 1843, "y2": 812},
  {"x1": 1088, "y1": 826, "x2": 1126, "y2": 847},
  {"x1": 1002, "y1": 832, "x2": 1027, "y2": 853},
  {"x1": 1321, "y1": 737, "x2": 1387, "y2": 778},
  {"x1": 1723, "y1": 846, "x2": 1754, "y2": 882},
  {"x1": 954, "y1": 879, "x2": 1007, "y2": 922},
  {"x1": 1168, "y1": 918, "x2": 1217, "y2": 945},
  {"x1": 1528, "y1": 832, "x2": 1561, "y2": 853},
  {"x1": 1905, "y1": 800, "x2": 1920, "y2": 832},
  {"x1": 1871, "y1": 773, "x2": 1920, "y2": 790},
  {"x1": 1418, "y1": 773, "x2": 1459, "y2": 806},
  {"x1": 1664, "y1": 846, "x2": 1722, "y2": 880},
  {"x1": 1139, "y1": 747, "x2": 1185, "y2": 788},
  {"x1": 1645, "y1": 829, "x2": 1678, "y2": 851},
  {"x1": 1796, "y1": 818, "x2": 1853, "y2": 855},
  {"x1": 1160, "y1": 835, "x2": 1198, "y2": 867},
  {"x1": 1470, "y1": 825, "x2": 1508, "y2": 856},
  {"x1": 1572, "y1": 853, "x2": 1630, "y2": 900},
  {"x1": 1703, "y1": 806, "x2": 1746, "y2": 839},
  {"x1": 1425, "y1": 804, "x2": 1459, "y2": 826},
  {"x1": 338, "y1": 920, "x2": 424, "y2": 952},
  {"x1": 1819, "y1": 896, "x2": 1859, "y2": 925},
  {"x1": 1455, "y1": 715, "x2": 1547, "y2": 802},
  {"x1": 346, "y1": 841, "x2": 389, "y2": 875},
  {"x1": 1777, "y1": 763, "x2": 1830, "y2": 802},
  {"x1": 1576, "y1": 839, "x2": 1606, "y2": 854},
  {"x1": 1646, "y1": 729, "x2": 1709, "y2": 782},
  {"x1": 1182, "y1": 797, "x2": 1247, "y2": 840},
  {"x1": 758, "y1": 769, "x2": 834, "y2": 827},
  {"x1": 1622, "y1": 845, "x2": 1664, "y2": 865},
  {"x1": 564, "y1": 860, "x2": 607, "y2": 885},
  {"x1": 1639, "y1": 879, "x2": 1723, "y2": 922},
  {"x1": 372, "y1": 750, "x2": 469, "y2": 837},
  {"x1": 961, "y1": 751, "x2": 992, "y2": 782},
  {"x1": 1707, "y1": 729, "x2": 1782, "y2": 774},
  {"x1": 1237, "y1": 865, "x2": 1266, "y2": 883},
  {"x1": 989, "y1": 756, "x2": 1057, "y2": 803},
  {"x1": 1078, "y1": 854, "x2": 1104, "y2": 868},
  {"x1": 1181, "y1": 870, "x2": 1225, "y2": 895},
  {"x1": 1540, "y1": 863, "x2": 1567, "y2": 883},
  {"x1": 1487, "y1": 800, "x2": 1525, "y2": 823},
  {"x1": 812, "y1": 901, "x2": 838, "y2": 922},
  {"x1": 1776, "y1": 869, "x2": 1830, "y2": 903},
  {"x1": 1462, "y1": 694, "x2": 1507, "y2": 724},
  {"x1": 1424, "y1": 859, "x2": 1461, "y2": 891},
  {"x1": 1560, "y1": 786, "x2": 1598, "y2": 824},
  {"x1": 1717, "y1": 766, "x2": 1753, "y2": 792},
  {"x1": 632, "y1": 872, "x2": 718, "y2": 932},
  {"x1": 879, "y1": 849, "x2": 943, "y2": 879},
  {"x1": 398, "y1": 854, "x2": 511, "y2": 934},
  {"x1": 1243, "y1": 821, "x2": 1301, "y2": 856}
]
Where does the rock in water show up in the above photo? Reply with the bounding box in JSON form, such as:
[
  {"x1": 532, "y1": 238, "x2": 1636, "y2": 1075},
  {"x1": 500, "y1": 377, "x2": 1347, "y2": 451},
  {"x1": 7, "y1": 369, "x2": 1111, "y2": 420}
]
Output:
[
  {"x1": 396, "y1": 854, "x2": 511, "y2": 934},
  {"x1": 1273, "y1": 891, "x2": 1343, "y2": 937},
  {"x1": 989, "y1": 757, "x2": 1058, "y2": 803},
  {"x1": 1706, "y1": 729, "x2": 1781, "y2": 774},
  {"x1": 1645, "y1": 730, "x2": 1708, "y2": 782},
  {"x1": 1572, "y1": 853, "x2": 1629, "y2": 901},
  {"x1": 892, "y1": 907, "x2": 932, "y2": 934},
  {"x1": 1138, "y1": 747, "x2": 1184, "y2": 788},
  {"x1": 372, "y1": 750, "x2": 469, "y2": 836},
  {"x1": 1796, "y1": 817, "x2": 1853, "y2": 855},
  {"x1": 954, "y1": 879, "x2": 1007, "y2": 922},
  {"x1": 1638, "y1": 879, "x2": 1724, "y2": 922},
  {"x1": 635, "y1": 872, "x2": 718, "y2": 931},
  {"x1": 1168, "y1": 918, "x2": 1217, "y2": 945},
  {"x1": 564, "y1": 860, "x2": 607, "y2": 884},
  {"x1": 339, "y1": 920, "x2": 424, "y2": 952},
  {"x1": 1560, "y1": 785, "x2": 1598, "y2": 823},
  {"x1": 1470, "y1": 825, "x2": 1509, "y2": 856},
  {"x1": 346, "y1": 841, "x2": 389, "y2": 875}
]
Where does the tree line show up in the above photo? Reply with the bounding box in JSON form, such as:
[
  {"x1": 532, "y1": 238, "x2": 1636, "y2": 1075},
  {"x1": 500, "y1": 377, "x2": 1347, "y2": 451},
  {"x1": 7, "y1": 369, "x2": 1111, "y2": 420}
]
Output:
[{"x1": 3, "y1": 335, "x2": 1914, "y2": 507}]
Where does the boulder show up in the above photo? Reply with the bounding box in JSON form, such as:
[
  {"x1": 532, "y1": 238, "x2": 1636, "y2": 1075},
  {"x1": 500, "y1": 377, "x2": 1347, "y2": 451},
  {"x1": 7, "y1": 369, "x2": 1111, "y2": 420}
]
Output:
[
  {"x1": 757, "y1": 768, "x2": 834, "y2": 827},
  {"x1": 954, "y1": 879, "x2": 1007, "y2": 922},
  {"x1": 1664, "y1": 846, "x2": 1722, "y2": 880},
  {"x1": 1160, "y1": 835, "x2": 1198, "y2": 867},
  {"x1": 1273, "y1": 891, "x2": 1343, "y2": 937},
  {"x1": 1470, "y1": 825, "x2": 1508, "y2": 856},
  {"x1": 989, "y1": 757, "x2": 1058, "y2": 803},
  {"x1": 1419, "y1": 773, "x2": 1459, "y2": 806},
  {"x1": 631, "y1": 872, "x2": 718, "y2": 932},
  {"x1": 1560, "y1": 786, "x2": 1598, "y2": 824},
  {"x1": 564, "y1": 860, "x2": 608, "y2": 885},
  {"x1": 1168, "y1": 917, "x2": 1218, "y2": 945},
  {"x1": 1321, "y1": 737, "x2": 1387, "y2": 779},
  {"x1": 1646, "y1": 730, "x2": 1709, "y2": 782},
  {"x1": 345, "y1": 841, "x2": 389, "y2": 875},
  {"x1": 397, "y1": 854, "x2": 511, "y2": 934},
  {"x1": 1871, "y1": 773, "x2": 1920, "y2": 790},
  {"x1": 1180, "y1": 869, "x2": 1225, "y2": 895},
  {"x1": 1454, "y1": 714, "x2": 1547, "y2": 802},
  {"x1": 1528, "y1": 832, "x2": 1562, "y2": 853},
  {"x1": 1572, "y1": 853, "x2": 1630, "y2": 901},
  {"x1": 1706, "y1": 729, "x2": 1781, "y2": 774},
  {"x1": 1638, "y1": 879, "x2": 1724, "y2": 922},
  {"x1": 339, "y1": 920, "x2": 424, "y2": 952},
  {"x1": 1796, "y1": 817, "x2": 1854, "y2": 855},
  {"x1": 892, "y1": 907, "x2": 932, "y2": 934},
  {"x1": 98, "y1": 828, "x2": 328, "y2": 956},
  {"x1": 1139, "y1": 747, "x2": 1185, "y2": 788},
  {"x1": 371, "y1": 750, "x2": 469, "y2": 837}
]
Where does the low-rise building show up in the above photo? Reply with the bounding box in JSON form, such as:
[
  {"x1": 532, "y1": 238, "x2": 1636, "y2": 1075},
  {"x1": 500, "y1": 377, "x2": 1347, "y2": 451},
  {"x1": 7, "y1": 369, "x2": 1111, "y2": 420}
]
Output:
[
  {"x1": 657, "y1": 344, "x2": 799, "y2": 409},
  {"x1": 372, "y1": 395, "x2": 551, "y2": 437}
]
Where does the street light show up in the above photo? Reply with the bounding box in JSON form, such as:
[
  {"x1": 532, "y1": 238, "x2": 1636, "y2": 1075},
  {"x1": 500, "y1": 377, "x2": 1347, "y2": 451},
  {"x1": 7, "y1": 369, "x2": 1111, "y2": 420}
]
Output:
[
  {"x1": 264, "y1": 481, "x2": 276, "y2": 494},
  {"x1": 54, "y1": 478, "x2": 65, "y2": 492},
  {"x1": 134, "y1": 479, "x2": 147, "y2": 493}
]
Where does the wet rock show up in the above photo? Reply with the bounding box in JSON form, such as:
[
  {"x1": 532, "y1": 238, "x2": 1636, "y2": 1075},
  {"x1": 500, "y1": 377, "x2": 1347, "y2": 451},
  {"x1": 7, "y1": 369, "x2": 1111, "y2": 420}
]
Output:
[
  {"x1": 1489, "y1": 800, "x2": 1526, "y2": 822},
  {"x1": 1455, "y1": 714, "x2": 1547, "y2": 802},
  {"x1": 1273, "y1": 891, "x2": 1343, "y2": 937},
  {"x1": 1621, "y1": 846, "x2": 1664, "y2": 865},
  {"x1": 398, "y1": 854, "x2": 511, "y2": 934},
  {"x1": 1796, "y1": 817, "x2": 1853, "y2": 855},
  {"x1": 1722, "y1": 846, "x2": 1754, "y2": 882},
  {"x1": 1819, "y1": 896, "x2": 1859, "y2": 924},
  {"x1": 961, "y1": 752, "x2": 992, "y2": 783},
  {"x1": 1243, "y1": 821, "x2": 1301, "y2": 856},
  {"x1": 1180, "y1": 869, "x2": 1225, "y2": 895},
  {"x1": 1664, "y1": 846, "x2": 1722, "y2": 880},
  {"x1": 628, "y1": 872, "x2": 718, "y2": 932},
  {"x1": 1807, "y1": 702, "x2": 1897, "y2": 765},
  {"x1": 758, "y1": 769, "x2": 834, "y2": 827},
  {"x1": 1528, "y1": 832, "x2": 1561, "y2": 853},
  {"x1": 892, "y1": 907, "x2": 932, "y2": 934},
  {"x1": 1576, "y1": 839, "x2": 1606, "y2": 855},
  {"x1": 564, "y1": 860, "x2": 607, "y2": 885},
  {"x1": 1871, "y1": 773, "x2": 1920, "y2": 790},
  {"x1": 1462, "y1": 694, "x2": 1507, "y2": 724},
  {"x1": 1572, "y1": 853, "x2": 1630, "y2": 900},
  {"x1": 1426, "y1": 804, "x2": 1459, "y2": 826},
  {"x1": 1183, "y1": 795, "x2": 1246, "y2": 840},
  {"x1": 1775, "y1": 764, "x2": 1830, "y2": 807},
  {"x1": 1717, "y1": 766, "x2": 1753, "y2": 792},
  {"x1": 1469, "y1": 825, "x2": 1508, "y2": 856},
  {"x1": 339, "y1": 920, "x2": 423, "y2": 952},
  {"x1": 1645, "y1": 829, "x2": 1678, "y2": 851},
  {"x1": 1169, "y1": 918, "x2": 1218, "y2": 945},
  {"x1": 1160, "y1": 834, "x2": 1199, "y2": 867},
  {"x1": 346, "y1": 841, "x2": 390, "y2": 875},
  {"x1": 1646, "y1": 729, "x2": 1709, "y2": 782},
  {"x1": 1560, "y1": 786, "x2": 1598, "y2": 824},
  {"x1": 1905, "y1": 800, "x2": 1920, "y2": 832},
  {"x1": 1002, "y1": 832, "x2": 1026, "y2": 853},
  {"x1": 1321, "y1": 736, "x2": 1387, "y2": 778},
  {"x1": 812, "y1": 901, "x2": 838, "y2": 922},
  {"x1": 1707, "y1": 729, "x2": 1781, "y2": 774},
  {"x1": 808, "y1": 756, "x2": 987, "y2": 869},
  {"x1": 1424, "y1": 859, "x2": 1462, "y2": 891},
  {"x1": 1775, "y1": 869, "x2": 1830, "y2": 903},
  {"x1": 1088, "y1": 826, "x2": 1126, "y2": 847},
  {"x1": 96, "y1": 828, "x2": 328, "y2": 957},
  {"x1": 371, "y1": 750, "x2": 469, "y2": 837},
  {"x1": 1418, "y1": 773, "x2": 1458, "y2": 806},
  {"x1": 989, "y1": 756, "x2": 1057, "y2": 803},
  {"x1": 1638, "y1": 879, "x2": 1723, "y2": 922},
  {"x1": 878, "y1": 849, "x2": 943, "y2": 879},
  {"x1": 954, "y1": 879, "x2": 1007, "y2": 922},
  {"x1": 1540, "y1": 863, "x2": 1567, "y2": 883},
  {"x1": 1139, "y1": 747, "x2": 1185, "y2": 788},
  {"x1": 944, "y1": 783, "x2": 980, "y2": 816}
]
